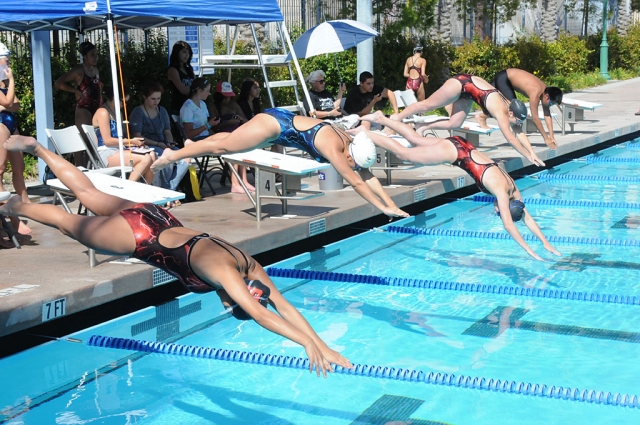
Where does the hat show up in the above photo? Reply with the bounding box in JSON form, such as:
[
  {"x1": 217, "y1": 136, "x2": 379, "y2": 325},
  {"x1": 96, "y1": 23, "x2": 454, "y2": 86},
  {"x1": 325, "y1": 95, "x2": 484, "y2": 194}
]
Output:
[
  {"x1": 216, "y1": 81, "x2": 236, "y2": 97},
  {"x1": 231, "y1": 278, "x2": 271, "y2": 321},
  {"x1": 349, "y1": 132, "x2": 377, "y2": 169},
  {"x1": 0, "y1": 42, "x2": 11, "y2": 58},
  {"x1": 509, "y1": 99, "x2": 527, "y2": 122},
  {"x1": 413, "y1": 44, "x2": 423, "y2": 53},
  {"x1": 509, "y1": 199, "x2": 525, "y2": 222}
]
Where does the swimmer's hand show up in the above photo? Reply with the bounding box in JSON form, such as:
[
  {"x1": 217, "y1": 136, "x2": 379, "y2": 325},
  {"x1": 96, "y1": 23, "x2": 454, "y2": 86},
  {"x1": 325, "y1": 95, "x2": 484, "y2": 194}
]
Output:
[
  {"x1": 544, "y1": 243, "x2": 562, "y2": 257},
  {"x1": 527, "y1": 249, "x2": 545, "y2": 262},
  {"x1": 320, "y1": 345, "x2": 353, "y2": 370},
  {"x1": 304, "y1": 340, "x2": 334, "y2": 378},
  {"x1": 544, "y1": 136, "x2": 558, "y2": 150},
  {"x1": 383, "y1": 206, "x2": 410, "y2": 218},
  {"x1": 530, "y1": 152, "x2": 545, "y2": 167}
]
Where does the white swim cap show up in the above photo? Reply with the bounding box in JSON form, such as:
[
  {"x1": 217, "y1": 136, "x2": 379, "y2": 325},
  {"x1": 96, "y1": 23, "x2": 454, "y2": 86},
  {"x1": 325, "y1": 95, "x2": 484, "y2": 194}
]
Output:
[
  {"x1": 349, "y1": 132, "x2": 377, "y2": 169},
  {"x1": 0, "y1": 42, "x2": 10, "y2": 58}
]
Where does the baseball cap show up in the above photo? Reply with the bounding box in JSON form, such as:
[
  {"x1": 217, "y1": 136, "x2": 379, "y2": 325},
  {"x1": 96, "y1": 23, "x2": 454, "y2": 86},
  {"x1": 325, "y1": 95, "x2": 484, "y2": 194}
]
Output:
[{"x1": 216, "y1": 81, "x2": 236, "y2": 97}]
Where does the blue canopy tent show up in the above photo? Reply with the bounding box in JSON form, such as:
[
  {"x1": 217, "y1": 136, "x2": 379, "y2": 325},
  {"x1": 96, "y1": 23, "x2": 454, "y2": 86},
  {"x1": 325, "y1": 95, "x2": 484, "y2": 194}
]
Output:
[{"x1": 0, "y1": 0, "x2": 309, "y2": 178}]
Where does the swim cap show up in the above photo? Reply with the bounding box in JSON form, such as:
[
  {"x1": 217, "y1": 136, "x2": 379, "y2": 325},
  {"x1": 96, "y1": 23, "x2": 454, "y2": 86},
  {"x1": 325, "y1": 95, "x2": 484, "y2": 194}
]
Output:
[
  {"x1": 509, "y1": 99, "x2": 527, "y2": 122},
  {"x1": 349, "y1": 132, "x2": 377, "y2": 169},
  {"x1": 231, "y1": 278, "x2": 271, "y2": 321},
  {"x1": 509, "y1": 199, "x2": 525, "y2": 222},
  {"x1": 413, "y1": 44, "x2": 423, "y2": 53},
  {"x1": 0, "y1": 42, "x2": 10, "y2": 58}
]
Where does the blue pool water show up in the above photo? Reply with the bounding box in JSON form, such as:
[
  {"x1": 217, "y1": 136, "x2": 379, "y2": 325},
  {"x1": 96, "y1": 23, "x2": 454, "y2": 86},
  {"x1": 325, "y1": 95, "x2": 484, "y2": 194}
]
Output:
[{"x1": 2, "y1": 142, "x2": 640, "y2": 424}]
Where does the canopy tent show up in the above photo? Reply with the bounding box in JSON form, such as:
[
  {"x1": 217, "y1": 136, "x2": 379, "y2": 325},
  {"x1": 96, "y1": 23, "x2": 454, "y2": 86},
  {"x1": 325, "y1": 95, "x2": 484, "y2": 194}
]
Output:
[{"x1": 0, "y1": 0, "x2": 312, "y2": 179}]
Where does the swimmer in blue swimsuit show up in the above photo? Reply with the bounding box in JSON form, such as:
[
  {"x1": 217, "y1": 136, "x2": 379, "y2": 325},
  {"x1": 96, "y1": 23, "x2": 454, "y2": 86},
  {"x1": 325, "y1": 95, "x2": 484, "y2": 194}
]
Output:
[
  {"x1": 0, "y1": 47, "x2": 32, "y2": 236},
  {"x1": 1, "y1": 134, "x2": 353, "y2": 377},
  {"x1": 151, "y1": 107, "x2": 409, "y2": 219},
  {"x1": 361, "y1": 112, "x2": 561, "y2": 262},
  {"x1": 391, "y1": 73, "x2": 545, "y2": 168}
]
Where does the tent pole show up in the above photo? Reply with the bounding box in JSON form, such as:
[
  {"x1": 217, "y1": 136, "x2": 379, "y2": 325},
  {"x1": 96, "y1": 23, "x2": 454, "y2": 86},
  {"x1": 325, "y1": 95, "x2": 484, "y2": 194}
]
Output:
[
  {"x1": 251, "y1": 23, "x2": 275, "y2": 107},
  {"x1": 105, "y1": 3, "x2": 127, "y2": 179},
  {"x1": 279, "y1": 22, "x2": 314, "y2": 116}
]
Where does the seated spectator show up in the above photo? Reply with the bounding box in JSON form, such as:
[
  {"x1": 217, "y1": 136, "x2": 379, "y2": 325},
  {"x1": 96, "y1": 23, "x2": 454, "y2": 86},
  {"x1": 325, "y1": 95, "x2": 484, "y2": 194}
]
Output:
[
  {"x1": 208, "y1": 81, "x2": 254, "y2": 194},
  {"x1": 237, "y1": 78, "x2": 262, "y2": 120},
  {"x1": 180, "y1": 77, "x2": 220, "y2": 140},
  {"x1": 130, "y1": 81, "x2": 189, "y2": 191},
  {"x1": 344, "y1": 71, "x2": 398, "y2": 117},
  {"x1": 92, "y1": 86, "x2": 156, "y2": 183},
  {"x1": 302, "y1": 70, "x2": 346, "y2": 119}
]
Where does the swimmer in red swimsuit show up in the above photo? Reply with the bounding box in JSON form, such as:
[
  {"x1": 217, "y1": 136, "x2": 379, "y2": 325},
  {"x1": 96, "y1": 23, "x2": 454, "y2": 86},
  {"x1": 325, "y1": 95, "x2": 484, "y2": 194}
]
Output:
[
  {"x1": 0, "y1": 135, "x2": 353, "y2": 378},
  {"x1": 403, "y1": 45, "x2": 428, "y2": 101},
  {"x1": 391, "y1": 73, "x2": 545, "y2": 167},
  {"x1": 360, "y1": 112, "x2": 561, "y2": 262}
]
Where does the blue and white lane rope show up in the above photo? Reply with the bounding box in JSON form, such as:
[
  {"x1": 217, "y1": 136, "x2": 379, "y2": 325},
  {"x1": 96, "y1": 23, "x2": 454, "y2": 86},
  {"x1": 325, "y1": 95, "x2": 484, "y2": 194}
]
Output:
[
  {"x1": 385, "y1": 225, "x2": 640, "y2": 247},
  {"x1": 266, "y1": 268, "x2": 640, "y2": 307},
  {"x1": 87, "y1": 335, "x2": 640, "y2": 409},
  {"x1": 471, "y1": 195, "x2": 640, "y2": 211},
  {"x1": 536, "y1": 173, "x2": 640, "y2": 184},
  {"x1": 585, "y1": 156, "x2": 640, "y2": 164}
]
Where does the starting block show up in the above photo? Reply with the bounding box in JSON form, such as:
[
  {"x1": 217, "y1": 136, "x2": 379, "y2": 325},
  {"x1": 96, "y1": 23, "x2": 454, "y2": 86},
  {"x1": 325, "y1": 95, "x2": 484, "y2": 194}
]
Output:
[{"x1": 561, "y1": 98, "x2": 602, "y2": 135}]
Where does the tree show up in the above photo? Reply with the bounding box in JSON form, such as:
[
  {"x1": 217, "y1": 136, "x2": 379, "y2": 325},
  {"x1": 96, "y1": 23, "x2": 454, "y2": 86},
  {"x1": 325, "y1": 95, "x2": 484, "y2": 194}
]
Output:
[
  {"x1": 452, "y1": 0, "x2": 530, "y2": 42},
  {"x1": 540, "y1": 0, "x2": 558, "y2": 42}
]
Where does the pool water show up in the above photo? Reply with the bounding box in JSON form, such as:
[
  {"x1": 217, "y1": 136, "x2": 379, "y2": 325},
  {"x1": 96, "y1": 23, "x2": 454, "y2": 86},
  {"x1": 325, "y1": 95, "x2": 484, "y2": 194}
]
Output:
[{"x1": 2, "y1": 142, "x2": 640, "y2": 424}]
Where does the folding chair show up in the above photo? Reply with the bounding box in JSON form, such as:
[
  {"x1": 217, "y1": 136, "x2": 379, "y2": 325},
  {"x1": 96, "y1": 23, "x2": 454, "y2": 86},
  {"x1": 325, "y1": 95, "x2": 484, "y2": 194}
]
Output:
[{"x1": 0, "y1": 191, "x2": 20, "y2": 249}]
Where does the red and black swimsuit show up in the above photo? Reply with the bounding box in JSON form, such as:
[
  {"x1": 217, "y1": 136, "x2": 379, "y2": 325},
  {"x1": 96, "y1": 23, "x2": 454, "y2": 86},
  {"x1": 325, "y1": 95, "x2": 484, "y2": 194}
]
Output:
[
  {"x1": 119, "y1": 203, "x2": 249, "y2": 293},
  {"x1": 452, "y1": 74, "x2": 499, "y2": 117},
  {"x1": 449, "y1": 136, "x2": 504, "y2": 194}
]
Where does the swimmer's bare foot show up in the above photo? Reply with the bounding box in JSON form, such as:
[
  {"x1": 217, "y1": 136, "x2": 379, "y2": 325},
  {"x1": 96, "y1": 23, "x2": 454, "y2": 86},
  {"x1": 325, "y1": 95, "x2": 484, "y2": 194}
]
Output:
[
  {"x1": 361, "y1": 110, "x2": 385, "y2": 123},
  {"x1": 243, "y1": 182, "x2": 256, "y2": 192},
  {"x1": 151, "y1": 148, "x2": 176, "y2": 172},
  {"x1": 231, "y1": 185, "x2": 254, "y2": 194},
  {"x1": 4, "y1": 135, "x2": 39, "y2": 155},
  {"x1": 16, "y1": 219, "x2": 32, "y2": 235},
  {"x1": 474, "y1": 113, "x2": 490, "y2": 129}
]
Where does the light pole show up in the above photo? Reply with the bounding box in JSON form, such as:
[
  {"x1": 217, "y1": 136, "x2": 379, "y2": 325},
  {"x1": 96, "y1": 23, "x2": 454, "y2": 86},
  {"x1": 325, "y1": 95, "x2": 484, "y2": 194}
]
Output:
[{"x1": 600, "y1": 0, "x2": 610, "y2": 79}]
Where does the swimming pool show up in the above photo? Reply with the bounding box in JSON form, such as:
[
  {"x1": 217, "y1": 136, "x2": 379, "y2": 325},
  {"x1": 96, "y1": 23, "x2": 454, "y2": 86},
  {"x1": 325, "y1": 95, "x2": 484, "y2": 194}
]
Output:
[{"x1": 2, "y1": 141, "x2": 640, "y2": 424}]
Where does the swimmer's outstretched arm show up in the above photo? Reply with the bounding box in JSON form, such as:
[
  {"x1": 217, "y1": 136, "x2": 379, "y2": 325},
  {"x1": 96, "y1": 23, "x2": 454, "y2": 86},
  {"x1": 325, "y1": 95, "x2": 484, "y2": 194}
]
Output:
[
  {"x1": 248, "y1": 262, "x2": 353, "y2": 371},
  {"x1": 495, "y1": 194, "x2": 545, "y2": 261},
  {"x1": 494, "y1": 114, "x2": 545, "y2": 167},
  {"x1": 522, "y1": 210, "x2": 561, "y2": 257}
]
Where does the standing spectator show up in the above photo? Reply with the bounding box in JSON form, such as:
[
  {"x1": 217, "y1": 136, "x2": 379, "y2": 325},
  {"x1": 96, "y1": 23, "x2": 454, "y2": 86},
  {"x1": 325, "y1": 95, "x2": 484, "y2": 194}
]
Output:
[
  {"x1": 179, "y1": 77, "x2": 220, "y2": 140},
  {"x1": 343, "y1": 71, "x2": 398, "y2": 117},
  {"x1": 167, "y1": 41, "x2": 195, "y2": 117},
  {"x1": 403, "y1": 44, "x2": 428, "y2": 101},
  {"x1": 237, "y1": 78, "x2": 262, "y2": 120},
  {"x1": 54, "y1": 41, "x2": 102, "y2": 165},
  {"x1": 0, "y1": 42, "x2": 31, "y2": 235},
  {"x1": 209, "y1": 81, "x2": 254, "y2": 194},
  {"x1": 303, "y1": 69, "x2": 346, "y2": 119}
]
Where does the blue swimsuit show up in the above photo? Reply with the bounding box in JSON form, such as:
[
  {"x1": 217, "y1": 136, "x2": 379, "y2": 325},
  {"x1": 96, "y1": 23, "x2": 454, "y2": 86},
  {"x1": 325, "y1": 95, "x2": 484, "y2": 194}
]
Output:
[
  {"x1": 0, "y1": 87, "x2": 17, "y2": 134},
  {"x1": 263, "y1": 108, "x2": 333, "y2": 163}
]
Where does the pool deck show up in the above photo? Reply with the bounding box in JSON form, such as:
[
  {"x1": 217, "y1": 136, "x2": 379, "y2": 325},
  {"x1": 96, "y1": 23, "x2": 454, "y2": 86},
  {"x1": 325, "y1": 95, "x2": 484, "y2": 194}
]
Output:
[{"x1": 1, "y1": 78, "x2": 640, "y2": 339}]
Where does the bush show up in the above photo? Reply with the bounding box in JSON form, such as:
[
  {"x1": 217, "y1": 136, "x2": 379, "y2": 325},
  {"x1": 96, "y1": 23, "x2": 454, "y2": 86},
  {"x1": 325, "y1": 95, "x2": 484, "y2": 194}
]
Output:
[
  {"x1": 450, "y1": 37, "x2": 510, "y2": 80},
  {"x1": 547, "y1": 32, "x2": 592, "y2": 76},
  {"x1": 505, "y1": 35, "x2": 553, "y2": 79}
]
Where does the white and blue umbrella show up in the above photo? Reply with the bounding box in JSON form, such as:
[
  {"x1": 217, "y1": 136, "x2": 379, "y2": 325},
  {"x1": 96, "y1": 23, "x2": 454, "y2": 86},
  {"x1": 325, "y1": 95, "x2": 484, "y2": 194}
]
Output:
[{"x1": 286, "y1": 19, "x2": 378, "y2": 61}]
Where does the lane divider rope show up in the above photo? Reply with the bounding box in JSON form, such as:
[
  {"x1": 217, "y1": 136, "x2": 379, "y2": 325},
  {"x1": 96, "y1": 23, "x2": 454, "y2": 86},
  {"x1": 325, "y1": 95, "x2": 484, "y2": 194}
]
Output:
[
  {"x1": 585, "y1": 156, "x2": 640, "y2": 164},
  {"x1": 536, "y1": 173, "x2": 640, "y2": 183},
  {"x1": 87, "y1": 335, "x2": 639, "y2": 409},
  {"x1": 385, "y1": 226, "x2": 640, "y2": 247},
  {"x1": 626, "y1": 143, "x2": 640, "y2": 150},
  {"x1": 266, "y1": 268, "x2": 640, "y2": 306},
  {"x1": 471, "y1": 195, "x2": 640, "y2": 210}
]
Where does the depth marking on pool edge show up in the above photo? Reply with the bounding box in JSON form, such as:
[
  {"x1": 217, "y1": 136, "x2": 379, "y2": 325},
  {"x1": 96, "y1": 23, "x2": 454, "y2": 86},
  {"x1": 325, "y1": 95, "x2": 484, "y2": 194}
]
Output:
[{"x1": 463, "y1": 306, "x2": 640, "y2": 344}]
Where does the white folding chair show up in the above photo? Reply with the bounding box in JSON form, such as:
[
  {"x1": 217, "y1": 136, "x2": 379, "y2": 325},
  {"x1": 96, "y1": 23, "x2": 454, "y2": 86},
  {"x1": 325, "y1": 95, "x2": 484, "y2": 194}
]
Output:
[{"x1": 45, "y1": 126, "x2": 102, "y2": 169}]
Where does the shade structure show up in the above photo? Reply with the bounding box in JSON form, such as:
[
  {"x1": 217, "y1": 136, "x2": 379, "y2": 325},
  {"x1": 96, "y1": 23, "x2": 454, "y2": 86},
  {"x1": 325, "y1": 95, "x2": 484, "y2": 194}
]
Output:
[{"x1": 286, "y1": 19, "x2": 377, "y2": 61}]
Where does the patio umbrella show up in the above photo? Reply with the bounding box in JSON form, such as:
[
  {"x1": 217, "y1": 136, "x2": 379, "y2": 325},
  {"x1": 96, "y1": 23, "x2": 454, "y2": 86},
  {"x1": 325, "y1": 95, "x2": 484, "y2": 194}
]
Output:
[{"x1": 287, "y1": 19, "x2": 378, "y2": 60}]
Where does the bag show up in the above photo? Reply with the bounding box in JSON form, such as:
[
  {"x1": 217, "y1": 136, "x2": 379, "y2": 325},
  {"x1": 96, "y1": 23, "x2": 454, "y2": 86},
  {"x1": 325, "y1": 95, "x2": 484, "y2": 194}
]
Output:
[
  {"x1": 153, "y1": 159, "x2": 190, "y2": 191},
  {"x1": 177, "y1": 165, "x2": 202, "y2": 203}
]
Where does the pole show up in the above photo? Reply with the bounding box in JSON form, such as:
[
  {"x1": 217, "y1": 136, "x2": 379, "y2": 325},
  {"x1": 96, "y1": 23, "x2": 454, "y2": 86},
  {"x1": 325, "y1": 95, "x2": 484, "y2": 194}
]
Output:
[
  {"x1": 357, "y1": 0, "x2": 373, "y2": 80},
  {"x1": 600, "y1": 0, "x2": 610, "y2": 80},
  {"x1": 106, "y1": 0, "x2": 127, "y2": 178}
]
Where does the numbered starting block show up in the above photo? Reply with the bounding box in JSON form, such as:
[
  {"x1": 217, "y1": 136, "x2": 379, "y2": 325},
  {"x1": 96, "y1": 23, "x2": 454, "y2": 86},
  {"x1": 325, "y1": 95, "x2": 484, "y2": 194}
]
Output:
[
  {"x1": 561, "y1": 98, "x2": 602, "y2": 135},
  {"x1": 371, "y1": 132, "x2": 421, "y2": 185},
  {"x1": 222, "y1": 149, "x2": 329, "y2": 222}
]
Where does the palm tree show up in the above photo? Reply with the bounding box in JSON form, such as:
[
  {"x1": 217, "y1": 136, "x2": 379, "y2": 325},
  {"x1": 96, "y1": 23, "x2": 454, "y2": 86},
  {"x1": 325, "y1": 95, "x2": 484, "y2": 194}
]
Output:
[
  {"x1": 540, "y1": 0, "x2": 558, "y2": 42},
  {"x1": 617, "y1": 0, "x2": 632, "y2": 36}
]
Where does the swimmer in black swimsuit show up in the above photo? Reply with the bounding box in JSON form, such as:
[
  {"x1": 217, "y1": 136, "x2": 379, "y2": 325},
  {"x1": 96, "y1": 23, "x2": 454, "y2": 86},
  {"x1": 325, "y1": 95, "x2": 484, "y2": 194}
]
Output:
[
  {"x1": 360, "y1": 112, "x2": 561, "y2": 261},
  {"x1": 0, "y1": 135, "x2": 353, "y2": 378},
  {"x1": 151, "y1": 107, "x2": 409, "y2": 219},
  {"x1": 391, "y1": 73, "x2": 545, "y2": 167}
]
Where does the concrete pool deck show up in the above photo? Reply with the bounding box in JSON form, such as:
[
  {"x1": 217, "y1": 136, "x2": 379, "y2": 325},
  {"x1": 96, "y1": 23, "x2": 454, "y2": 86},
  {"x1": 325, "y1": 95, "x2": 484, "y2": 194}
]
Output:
[{"x1": 1, "y1": 77, "x2": 639, "y2": 340}]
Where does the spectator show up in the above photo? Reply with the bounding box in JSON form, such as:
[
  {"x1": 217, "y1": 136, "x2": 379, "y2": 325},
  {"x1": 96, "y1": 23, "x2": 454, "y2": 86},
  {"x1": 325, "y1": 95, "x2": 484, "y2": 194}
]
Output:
[
  {"x1": 237, "y1": 78, "x2": 262, "y2": 120},
  {"x1": 343, "y1": 71, "x2": 398, "y2": 117},
  {"x1": 0, "y1": 42, "x2": 31, "y2": 235},
  {"x1": 167, "y1": 41, "x2": 195, "y2": 117},
  {"x1": 130, "y1": 81, "x2": 189, "y2": 191},
  {"x1": 179, "y1": 77, "x2": 220, "y2": 140},
  {"x1": 92, "y1": 86, "x2": 156, "y2": 184},
  {"x1": 403, "y1": 44, "x2": 428, "y2": 101},
  {"x1": 209, "y1": 81, "x2": 254, "y2": 194},
  {"x1": 302, "y1": 70, "x2": 346, "y2": 119}
]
